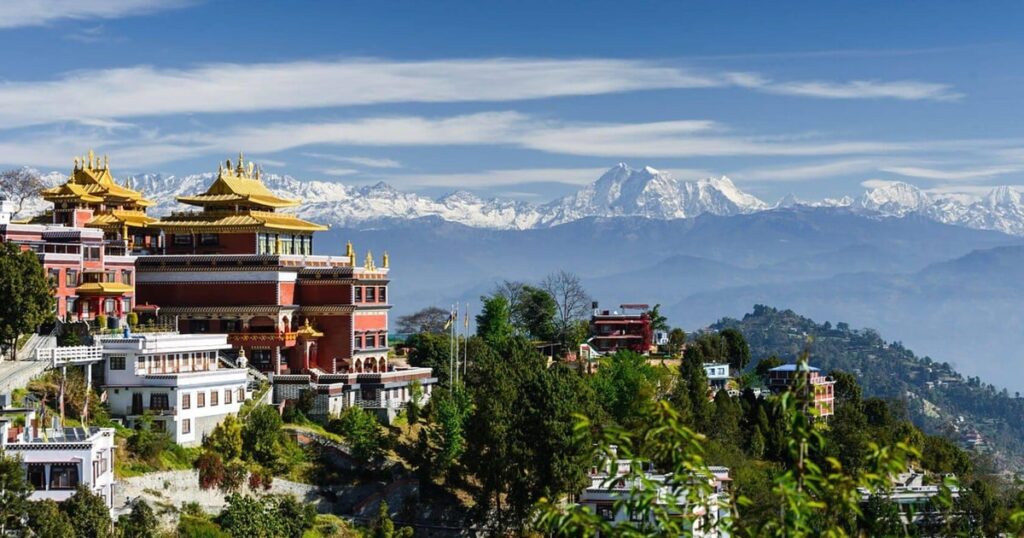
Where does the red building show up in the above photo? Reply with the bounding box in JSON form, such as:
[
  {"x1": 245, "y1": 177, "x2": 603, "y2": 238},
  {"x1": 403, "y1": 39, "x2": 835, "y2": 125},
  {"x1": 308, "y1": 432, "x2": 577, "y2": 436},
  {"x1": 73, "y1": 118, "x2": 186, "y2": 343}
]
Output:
[
  {"x1": 767, "y1": 363, "x2": 835, "y2": 419},
  {"x1": 1, "y1": 154, "x2": 140, "y2": 324},
  {"x1": 589, "y1": 304, "x2": 654, "y2": 355},
  {"x1": 136, "y1": 155, "x2": 392, "y2": 376}
]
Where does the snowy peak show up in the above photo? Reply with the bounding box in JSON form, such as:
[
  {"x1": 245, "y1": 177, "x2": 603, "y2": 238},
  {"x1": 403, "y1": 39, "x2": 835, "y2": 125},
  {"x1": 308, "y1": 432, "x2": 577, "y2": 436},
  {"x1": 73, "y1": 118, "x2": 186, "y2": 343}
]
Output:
[
  {"x1": 857, "y1": 181, "x2": 932, "y2": 215},
  {"x1": 542, "y1": 164, "x2": 767, "y2": 225},
  {"x1": 985, "y1": 185, "x2": 1023, "y2": 207}
]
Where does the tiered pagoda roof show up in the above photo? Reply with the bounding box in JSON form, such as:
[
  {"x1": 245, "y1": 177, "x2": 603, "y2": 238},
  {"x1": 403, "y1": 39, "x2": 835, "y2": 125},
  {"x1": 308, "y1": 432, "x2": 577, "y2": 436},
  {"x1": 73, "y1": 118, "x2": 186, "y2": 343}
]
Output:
[
  {"x1": 158, "y1": 154, "x2": 327, "y2": 233},
  {"x1": 39, "y1": 150, "x2": 158, "y2": 231}
]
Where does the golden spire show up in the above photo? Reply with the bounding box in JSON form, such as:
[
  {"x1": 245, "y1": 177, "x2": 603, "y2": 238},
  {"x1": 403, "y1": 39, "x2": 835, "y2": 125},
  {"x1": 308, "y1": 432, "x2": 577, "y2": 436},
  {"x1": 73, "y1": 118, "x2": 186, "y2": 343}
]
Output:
[
  {"x1": 382, "y1": 251, "x2": 389, "y2": 268},
  {"x1": 74, "y1": 157, "x2": 80, "y2": 170},
  {"x1": 88, "y1": 149, "x2": 95, "y2": 169},
  {"x1": 365, "y1": 250, "x2": 375, "y2": 270},
  {"x1": 104, "y1": 155, "x2": 109, "y2": 169},
  {"x1": 345, "y1": 240, "x2": 354, "y2": 258},
  {"x1": 275, "y1": 237, "x2": 282, "y2": 254}
]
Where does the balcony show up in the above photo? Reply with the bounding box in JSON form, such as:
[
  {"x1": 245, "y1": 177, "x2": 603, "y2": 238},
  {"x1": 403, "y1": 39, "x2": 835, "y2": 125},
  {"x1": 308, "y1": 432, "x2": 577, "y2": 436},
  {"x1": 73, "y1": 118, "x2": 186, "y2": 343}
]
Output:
[
  {"x1": 126, "y1": 406, "x2": 177, "y2": 417},
  {"x1": 228, "y1": 331, "x2": 297, "y2": 348}
]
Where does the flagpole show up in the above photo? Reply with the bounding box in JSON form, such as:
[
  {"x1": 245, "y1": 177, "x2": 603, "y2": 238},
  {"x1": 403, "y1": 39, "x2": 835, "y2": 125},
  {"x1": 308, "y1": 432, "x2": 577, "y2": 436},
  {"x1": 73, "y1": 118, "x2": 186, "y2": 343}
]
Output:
[{"x1": 463, "y1": 302, "x2": 469, "y2": 381}]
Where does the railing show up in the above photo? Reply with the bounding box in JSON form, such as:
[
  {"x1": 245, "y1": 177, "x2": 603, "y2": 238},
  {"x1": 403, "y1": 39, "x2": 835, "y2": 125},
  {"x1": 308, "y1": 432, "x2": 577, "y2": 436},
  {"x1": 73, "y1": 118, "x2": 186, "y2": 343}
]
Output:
[
  {"x1": 35, "y1": 345, "x2": 103, "y2": 366},
  {"x1": 126, "y1": 405, "x2": 176, "y2": 417},
  {"x1": 228, "y1": 332, "x2": 297, "y2": 345}
]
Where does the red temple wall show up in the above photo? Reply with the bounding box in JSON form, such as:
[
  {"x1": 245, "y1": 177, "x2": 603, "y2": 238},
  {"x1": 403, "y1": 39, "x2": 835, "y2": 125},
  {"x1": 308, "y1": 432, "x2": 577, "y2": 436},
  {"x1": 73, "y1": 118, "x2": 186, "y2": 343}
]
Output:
[
  {"x1": 354, "y1": 313, "x2": 387, "y2": 331},
  {"x1": 164, "y1": 233, "x2": 257, "y2": 255},
  {"x1": 279, "y1": 282, "x2": 296, "y2": 305},
  {"x1": 295, "y1": 282, "x2": 351, "y2": 305},
  {"x1": 138, "y1": 281, "x2": 280, "y2": 306},
  {"x1": 309, "y1": 315, "x2": 352, "y2": 372}
]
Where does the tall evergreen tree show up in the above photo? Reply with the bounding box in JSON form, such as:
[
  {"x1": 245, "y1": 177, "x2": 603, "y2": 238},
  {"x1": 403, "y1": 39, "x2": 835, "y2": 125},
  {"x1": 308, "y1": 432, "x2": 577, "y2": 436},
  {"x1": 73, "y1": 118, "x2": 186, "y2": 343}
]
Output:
[
  {"x1": 0, "y1": 452, "x2": 31, "y2": 535},
  {"x1": 475, "y1": 295, "x2": 513, "y2": 347},
  {"x1": 0, "y1": 241, "x2": 55, "y2": 360}
]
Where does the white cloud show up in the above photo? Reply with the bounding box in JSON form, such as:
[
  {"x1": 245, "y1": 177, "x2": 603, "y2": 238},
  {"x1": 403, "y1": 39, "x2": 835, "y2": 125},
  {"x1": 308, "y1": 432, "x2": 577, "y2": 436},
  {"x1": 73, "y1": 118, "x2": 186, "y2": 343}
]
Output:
[
  {"x1": 757, "y1": 79, "x2": 961, "y2": 101},
  {"x1": 317, "y1": 168, "x2": 359, "y2": 177},
  {"x1": 860, "y1": 179, "x2": 905, "y2": 189},
  {"x1": 0, "y1": 58, "x2": 962, "y2": 128},
  {"x1": 881, "y1": 165, "x2": 1023, "y2": 181},
  {"x1": 373, "y1": 167, "x2": 611, "y2": 188},
  {"x1": 0, "y1": 0, "x2": 194, "y2": 28},
  {"x1": 303, "y1": 153, "x2": 402, "y2": 168},
  {"x1": 736, "y1": 159, "x2": 878, "y2": 182}
]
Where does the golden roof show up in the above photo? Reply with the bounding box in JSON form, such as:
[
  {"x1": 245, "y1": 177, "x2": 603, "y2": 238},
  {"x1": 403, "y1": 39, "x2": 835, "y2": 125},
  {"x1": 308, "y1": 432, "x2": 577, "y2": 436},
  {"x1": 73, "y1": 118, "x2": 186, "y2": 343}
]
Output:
[
  {"x1": 41, "y1": 151, "x2": 154, "y2": 208},
  {"x1": 177, "y1": 153, "x2": 300, "y2": 209},
  {"x1": 75, "y1": 282, "x2": 134, "y2": 295},
  {"x1": 155, "y1": 209, "x2": 327, "y2": 233},
  {"x1": 86, "y1": 210, "x2": 159, "y2": 230},
  {"x1": 296, "y1": 319, "x2": 324, "y2": 338}
]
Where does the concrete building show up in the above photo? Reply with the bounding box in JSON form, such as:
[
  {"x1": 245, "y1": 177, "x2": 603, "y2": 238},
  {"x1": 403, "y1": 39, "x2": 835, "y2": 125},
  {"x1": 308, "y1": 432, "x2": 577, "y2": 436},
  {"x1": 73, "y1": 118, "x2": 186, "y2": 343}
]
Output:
[
  {"x1": 767, "y1": 363, "x2": 836, "y2": 419},
  {"x1": 272, "y1": 365, "x2": 437, "y2": 423},
  {"x1": 0, "y1": 409, "x2": 115, "y2": 509},
  {"x1": 578, "y1": 456, "x2": 731, "y2": 537},
  {"x1": 100, "y1": 332, "x2": 250, "y2": 446},
  {"x1": 704, "y1": 363, "x2": 732, "y2": 392},
  {"x1": 858, "y1": 470, "x2": 960, "y2": 525},
  {"x1": 589, "y1": 304, "x2": 654, "y2": 355}
]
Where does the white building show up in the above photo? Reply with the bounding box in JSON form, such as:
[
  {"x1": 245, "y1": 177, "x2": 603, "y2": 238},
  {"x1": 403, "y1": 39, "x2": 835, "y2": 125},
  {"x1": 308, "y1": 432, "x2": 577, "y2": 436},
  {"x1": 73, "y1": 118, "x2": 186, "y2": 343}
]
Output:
[
  {"x1": 704, "y1": 363, "x2": 732, "y2": 392},
  {"x1": 858, "y1": 470, "x2": 960, "y2": 525},
  {"x1": 273, "y1": 366, "x2": 436, "y2": 422},
  {"x1": 0, "y1": 410, "x2": 116, "y2": 509},
  {"x1": 578, "y1": 457, "x2": 731, "y2": 537},
  {"x1": 101, "y1": 332, "x2": 250, "y2": 446},
  {"x1": 0, "y1": 194, "x2": 14, "y2": 224}
]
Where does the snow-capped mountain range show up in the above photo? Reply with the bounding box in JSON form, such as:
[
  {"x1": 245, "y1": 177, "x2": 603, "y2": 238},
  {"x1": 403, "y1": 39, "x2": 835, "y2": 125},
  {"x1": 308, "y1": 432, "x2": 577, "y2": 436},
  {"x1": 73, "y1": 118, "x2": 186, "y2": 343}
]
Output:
[{"x1": 15, "y1": 163, "x2": 1024, "y2": 237}]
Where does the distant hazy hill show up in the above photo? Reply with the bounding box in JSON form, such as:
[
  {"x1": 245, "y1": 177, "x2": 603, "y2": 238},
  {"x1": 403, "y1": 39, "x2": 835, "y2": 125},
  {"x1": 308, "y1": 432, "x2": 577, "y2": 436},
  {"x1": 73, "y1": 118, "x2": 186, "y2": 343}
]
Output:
[{"x1": 712, "y1": 305, "x2": 1024, "y2": 472}]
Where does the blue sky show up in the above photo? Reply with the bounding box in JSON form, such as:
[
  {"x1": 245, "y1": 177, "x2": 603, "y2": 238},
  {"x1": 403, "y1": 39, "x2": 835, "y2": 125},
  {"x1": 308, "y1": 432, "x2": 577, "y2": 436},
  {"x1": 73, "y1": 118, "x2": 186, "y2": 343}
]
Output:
[{"x1": 2, "y1": 0, "x2": 1024, "y2": 202}]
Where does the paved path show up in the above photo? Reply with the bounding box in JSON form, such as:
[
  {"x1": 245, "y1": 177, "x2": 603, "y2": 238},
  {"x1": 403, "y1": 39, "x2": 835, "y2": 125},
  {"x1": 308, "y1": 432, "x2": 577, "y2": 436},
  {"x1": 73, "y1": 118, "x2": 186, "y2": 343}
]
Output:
[{"x1": 0, "y1": 360, "x2": 48, "y2": 397}]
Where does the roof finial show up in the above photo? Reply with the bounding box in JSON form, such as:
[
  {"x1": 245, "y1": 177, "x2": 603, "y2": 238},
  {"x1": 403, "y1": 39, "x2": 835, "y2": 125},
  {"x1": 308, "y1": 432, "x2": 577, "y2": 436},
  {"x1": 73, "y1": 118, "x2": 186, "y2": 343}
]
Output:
[
  {"x1": 345, "y1": 240, "x2": 354, "y2": 259},
  {"x1": 88, "y1": 149, "x2": 95, "y2": 169},
  {"x1": 74, "y1": 157, "x2": 80, "y2": 170},
  {"x1": 365, "y1": 250, "x2": 375, "y2": 270},
  {"x1": 237, "y1": 152, "x2": 245, "y2": 174},
  {"x1": 104, "y1": 155, "x2": 109, "y2": 169},
  {"x1": 382, "y1": 251, "x2": 389, "y2": 268}
]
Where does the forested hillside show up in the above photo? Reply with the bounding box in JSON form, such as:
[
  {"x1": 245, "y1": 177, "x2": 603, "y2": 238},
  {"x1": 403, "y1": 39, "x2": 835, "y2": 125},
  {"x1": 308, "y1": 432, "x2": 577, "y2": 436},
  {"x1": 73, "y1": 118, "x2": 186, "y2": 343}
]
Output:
[{"x1": 713, "y1": 305, "x2": 1024, "y2": 471}]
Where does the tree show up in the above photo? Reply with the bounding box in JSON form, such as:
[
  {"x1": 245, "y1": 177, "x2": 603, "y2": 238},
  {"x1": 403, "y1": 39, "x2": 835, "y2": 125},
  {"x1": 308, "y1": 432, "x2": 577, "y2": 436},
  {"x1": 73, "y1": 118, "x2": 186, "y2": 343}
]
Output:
[
  {"x1": 241, "y1": 405, "x2": 284, "y2": 468},
  {"x1": 672, "y1": 342, "x2": 711, "y2": 430},
  {"x1": 405, "y1": 332, "x2": 452, "y2": 384},
  {"x1": 127, "y1": 411, "x2": 171, "y2": 463},
  {"x1": 755, "y1": 355, "x2": 784, "y2": 383},
  {"x1": 217, "y1": 494, "x2": 273, "y2": 538},
  {"x1": 196, "y1": 451, "x2": 226, "y2": 490},
  {"x1": 205, "y1": 414, "x2": 243, "y2": 461},
  {"x1": 475, "y1": 294, "x2": 513, "y2": 347},
  {"x1": 666, "y1": 328, "x2": 686, "y2": 358},
  {"x1": 328, "y1": 406, "x2": 385, "y2": 463},
  {"x1": 421, "y1": 386, "x2": 471, "y2": 477},
  {"x1": 25, "y1": 499, "x2": 75, "y2": 538},
  {"x1": 649, "y1": 303, "x2": 669, "y2": 333},
  {"x1": 0, "y1": 168, "x2": 45, "y2": 216},
  {"x1": 719, "y1": 328, "x2": 751, "y2": 371},
  {"x1": 512, "y1": 285, "x2": 557, "y2": 341},
  {"x1": 0, "y1": 241, "x2": 55, "y2": 359},
  {"x1": 370, "y1": 501, "x2": 413, "y2": 538},
  {"x1": 464, "y1": 337, "x2": 599, "y2": 532},
  {"x1": 62, "y1": 485, "x2": 113, "y2": 538},
  {"x1": 0, "y1": 452, "x2": 31, "y2": 535},
  {"x1": 711, "y1": 389, "x2": 742, "y2": 446},
  {"x1": 118, "y1": 499, "x2": 159, "y2": 538},
  {"x1": 590, "y1": 350, "x2": 660, "y2": 428},
  {"x1": 406, "y1": 379, "x2": 424, "y2": 424},
  {"x1": 395, "y1": 306, "x2": 450, "y2": 334},
  {"x1": 541, "y1": 270, "x2": 592, "y2": 353}
]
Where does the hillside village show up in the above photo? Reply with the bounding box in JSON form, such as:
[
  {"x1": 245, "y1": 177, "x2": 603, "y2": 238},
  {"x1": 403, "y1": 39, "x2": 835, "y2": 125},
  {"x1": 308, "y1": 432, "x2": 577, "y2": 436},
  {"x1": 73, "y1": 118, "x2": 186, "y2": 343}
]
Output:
[{"x1": 0, "y1": 154, "x2": 1023, "y2": 536}]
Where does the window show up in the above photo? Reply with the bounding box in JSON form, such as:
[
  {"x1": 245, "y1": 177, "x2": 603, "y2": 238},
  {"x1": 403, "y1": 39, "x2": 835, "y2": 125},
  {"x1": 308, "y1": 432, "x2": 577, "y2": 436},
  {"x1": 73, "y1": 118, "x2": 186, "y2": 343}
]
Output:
[
  {"x1": 222, "y1": 319, "x2": 242, "y2": 333},
  {"x1": 150, "y1": 393, "x2": 170, "y2": 410},
  {"x1": 152, "y1": 420, "x2": 166, "y2": 432},
  {"x1": 199, "y1": 233, "x2": 219, "y2": 246},
  {"x1": 596, "y1": 505, "x2": 615, "y2": 521},
  {"x1": 182, "y1": 419, "x2": 191, "y2": 434},
  {"x1": 238, "y1": 388, "x2": 245, "y2": 402},
  {"x1": 251, "y1": 349, "x2": 272, "y2": 369},
  {"x1": 354, "y1": 286, "x2": 362, "y2": 302},
  {"x1": 173, "y1": 234, "x2": 192, "y2": 246},
  {"x1": 104, "y1": 298, "x2": 116, "y2": 314},
  {"x1": 629, "y1": 510, "x2": 645, "y2": 523},
  {"x1": 27, "y1": 464, "x2": 45, "y2": 490},
  {"x1": 85, "y1": 247, "x2": 101, "y2": 261},
  {"x1": 366, "y1": 335, "x2": 376, "y2": 348},
  {"x1": 379, "y1": 286, "x2": 386, "y2": 302},
  {"x1": 355, "y1": 335, "x2": 363, "y2": 349},
  {"x1": 121, "y1": 269, "x2": 132, "y2": 285},
  {"x1": 210, "y1": 390, "x2": 218, "y2": 406},
  {"x1": 49, "y1": 464, "x2": 79, "y2": 490},
  {"x1": 197, "y1": 392, "x2": 205, "y2": 408},
  {"x1": 67, "y1": 269, "x2": 78, "y2": 286},
  {"x1": 188, "y1": 319, "x2": 210, "y2": 333},
  {"x1": 225, "y1": 389, "x2": 233, "y2": 404},
  {"x1": 109, "y1": 355, "x2": 126, "y2": 370},
  {"x1": 182, "y1": 393, "x2": 191, "y2": 410},
  {"x1": 366, "y1": 286, "x2": 376, "y2": 302},
  {"x1": 48, "y1": 268, "x2": 61, "y2": 286}
]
